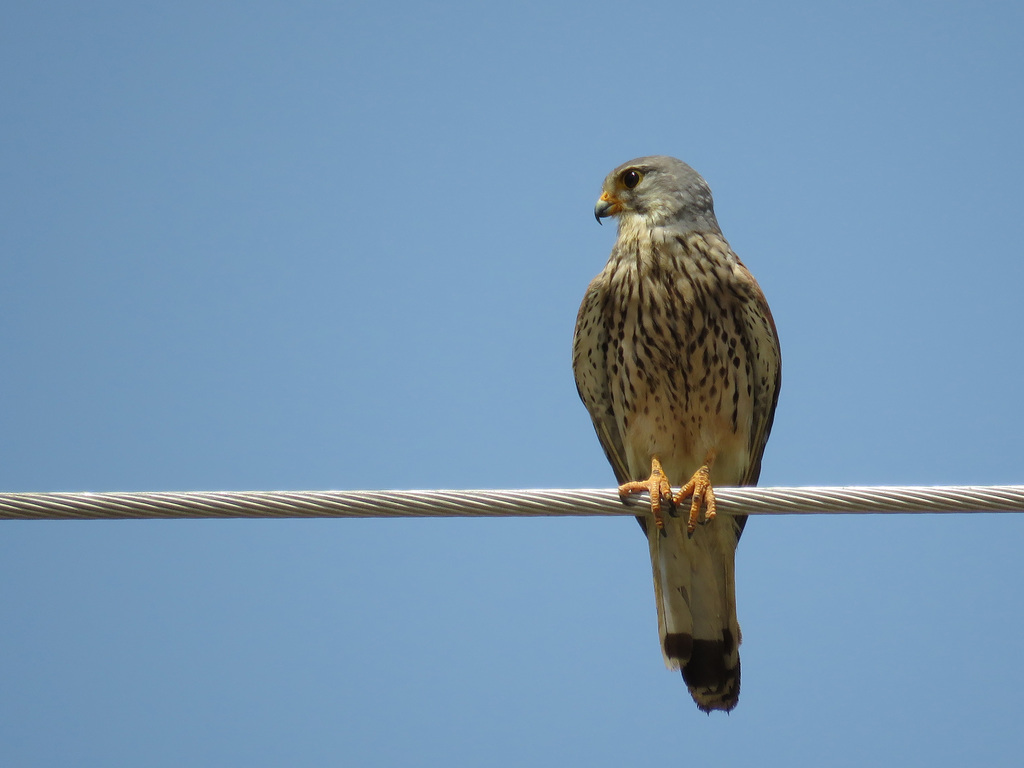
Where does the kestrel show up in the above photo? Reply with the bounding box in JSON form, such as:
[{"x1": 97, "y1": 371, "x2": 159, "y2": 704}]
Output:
[{"x1": 573, "y1": 156, "x2": 781, "y2": 712}]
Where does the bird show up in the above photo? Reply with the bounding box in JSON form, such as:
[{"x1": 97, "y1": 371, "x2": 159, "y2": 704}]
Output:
[{"x1": 572, "y1": 156, "x2": 781, "y2": 712}]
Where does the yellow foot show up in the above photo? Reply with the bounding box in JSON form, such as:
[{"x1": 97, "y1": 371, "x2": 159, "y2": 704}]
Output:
[
  {"x1": 673, "y1": 464, "x2": 716, "y2": 535},
  {"x1": 618, "y1": 456, "x2": 673, "y2": 530}
]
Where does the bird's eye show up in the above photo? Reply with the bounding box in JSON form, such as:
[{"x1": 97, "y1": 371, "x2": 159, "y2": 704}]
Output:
[{"x1": 621, "y1": 170, "x2": 643, "y2": 189}]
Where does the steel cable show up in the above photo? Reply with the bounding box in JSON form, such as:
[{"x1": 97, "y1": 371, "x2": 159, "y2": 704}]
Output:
[{"x1": 1, "y1": 485, "x2": 1022, "y2": 521}]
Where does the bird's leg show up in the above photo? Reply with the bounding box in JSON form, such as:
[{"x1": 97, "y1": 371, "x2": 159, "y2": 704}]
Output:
[
  {"x1": 618, "y1": 455, "x2": 673, "y2": 530},
  {"x1": 673, "y1": 449, "x2": 717, "y2": 535}
]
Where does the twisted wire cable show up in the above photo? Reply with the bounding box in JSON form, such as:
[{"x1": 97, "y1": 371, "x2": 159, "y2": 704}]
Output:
[{"x1": 1, "y1": 485, "x2": 1023, "y2": 521}]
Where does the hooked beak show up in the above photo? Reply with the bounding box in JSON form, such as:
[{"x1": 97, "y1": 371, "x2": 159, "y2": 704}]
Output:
[{"x1": 594, "y1": 191, "x2": 620, "y2": 224}]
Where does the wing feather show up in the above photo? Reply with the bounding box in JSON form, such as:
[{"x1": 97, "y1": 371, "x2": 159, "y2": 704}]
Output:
[{"x1": 572, "y1": 278, "x2": 630, "y2": 485}]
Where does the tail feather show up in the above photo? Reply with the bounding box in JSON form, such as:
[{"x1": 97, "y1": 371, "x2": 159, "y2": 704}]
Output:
[{"x1": 647, "y1": 511, "x2": 743, "y2": 712}]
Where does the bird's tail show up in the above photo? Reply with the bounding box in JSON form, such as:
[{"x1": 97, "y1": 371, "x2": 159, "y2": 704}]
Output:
[{"x1": 647, "y1": 512, "x2": 743, "y2": 713}]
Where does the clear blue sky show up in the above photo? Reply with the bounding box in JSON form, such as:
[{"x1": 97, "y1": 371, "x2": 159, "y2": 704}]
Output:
[{"x1": 3, "y1": 1, "x2": 1024, "y2": 765}]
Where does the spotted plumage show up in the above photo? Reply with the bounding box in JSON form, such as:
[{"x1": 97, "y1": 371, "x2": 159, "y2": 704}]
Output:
[{"x1": 573, "y1": 156, "x2": 781, "y2": 712}]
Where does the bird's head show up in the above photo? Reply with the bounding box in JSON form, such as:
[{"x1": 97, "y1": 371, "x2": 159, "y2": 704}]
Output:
[{"x1": 595, "y1": 155, "x2": 722, "y2": 234}]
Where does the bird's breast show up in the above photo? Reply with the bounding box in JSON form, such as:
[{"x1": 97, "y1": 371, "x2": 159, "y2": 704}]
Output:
[{"x1": 600, "y1": 232, "x2": 756, "y2": 484}]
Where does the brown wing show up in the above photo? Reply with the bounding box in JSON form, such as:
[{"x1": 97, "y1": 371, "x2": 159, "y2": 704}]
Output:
[
  {"x1": 735, "y1": 263, "x2": 782, "y2": 488},
  {"x1": 572, "y1": 277, "x2": 631, "y2": 485}
]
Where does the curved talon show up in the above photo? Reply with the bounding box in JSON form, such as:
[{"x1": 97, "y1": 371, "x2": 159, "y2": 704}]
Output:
[
  {"x1": 673, "y1": 464, "x2": 716, "y2": 535},
  {"x1": 619, "y1": 456, "x2": 673, "y2": 530}
]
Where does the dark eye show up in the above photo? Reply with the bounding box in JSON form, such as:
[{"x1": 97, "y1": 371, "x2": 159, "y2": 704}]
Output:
[{"x1": 621, "y1": 169, "x2": 643, "y2": 189}]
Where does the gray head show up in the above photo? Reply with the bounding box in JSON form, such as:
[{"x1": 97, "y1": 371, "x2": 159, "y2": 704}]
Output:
[{"x1": 594, "y1": 155, "x2": 721, "y2": 234}]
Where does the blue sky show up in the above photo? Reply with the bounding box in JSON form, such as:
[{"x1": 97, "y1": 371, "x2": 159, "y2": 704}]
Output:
[{"x1": 3, "y1": 1, "x2": 1024, "y2": 765}]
